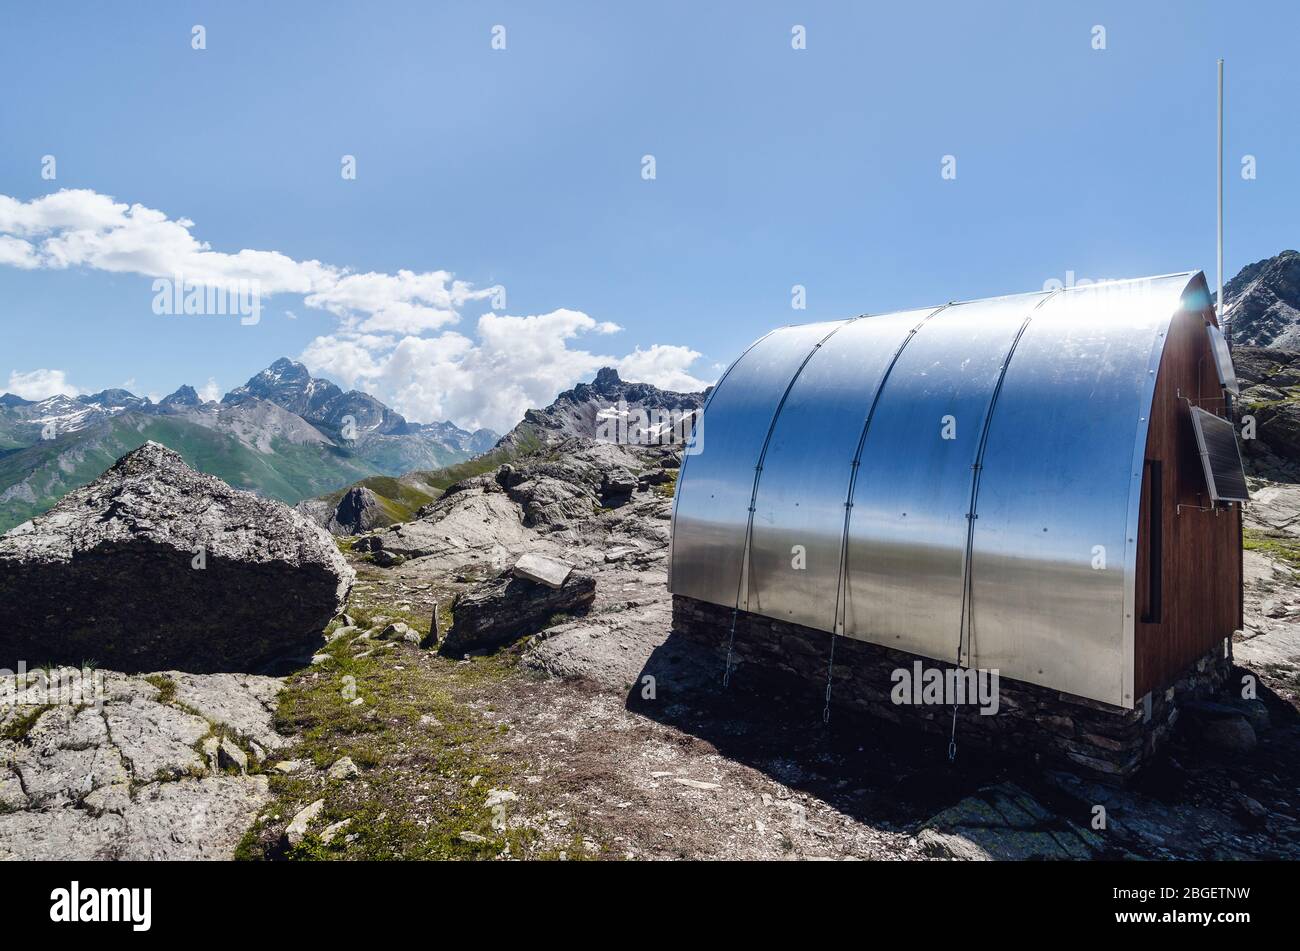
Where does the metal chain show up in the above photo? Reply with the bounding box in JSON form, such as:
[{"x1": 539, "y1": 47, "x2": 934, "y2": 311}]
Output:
[
  {"x1": 722, "y1": 608, "x2": 738, "y2": 687},
  {"x1": 721, "y1": 324, "x2": 849, "y2": 689},
  {"x1": 945, "y1": 294, "x2": 1056, "y2": 764},
  {"x1": 822, "y1": 632, "x2": 837, "y2": 724}
]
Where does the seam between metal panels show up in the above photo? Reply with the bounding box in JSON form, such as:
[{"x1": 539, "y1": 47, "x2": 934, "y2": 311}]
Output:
[
  {"x1": 829, "y1": 304, "x2": 951, "y2": 638},
  {"x1": 953, "y1": 289, "x2": 1060, "y2": 673},
  {"x1": 667, "y1": 326, "x2": 780, "y2": 592},
  {"x1": 734, "y1": 319, "x2": 861, "y2": 615}
]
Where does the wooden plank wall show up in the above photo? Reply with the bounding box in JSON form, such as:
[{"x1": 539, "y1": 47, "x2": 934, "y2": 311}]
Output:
[{"x1": 1134, "y1": 306, "x2": 1243, "y2": 698}]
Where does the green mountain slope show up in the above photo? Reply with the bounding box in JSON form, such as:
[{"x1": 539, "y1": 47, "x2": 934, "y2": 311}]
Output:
[
  {"x1": 0, "y1": 413, "x2": 384, "y2": 533},
  {"x1": 308, "y1": 424, "x2": 545, "y2": 529}
]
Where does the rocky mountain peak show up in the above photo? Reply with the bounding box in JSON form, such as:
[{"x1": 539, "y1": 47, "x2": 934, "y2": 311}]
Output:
[
  {"x1": 497, "y1": 367, "x2": 707, "y2": 452},
  {"x1": 268, "y1": 356, "x2": 308, "y2": 376},
  {"x1": 105, "y1": 440, "x2": 185, "y2": 478},
  {"x1": 224, "y1": 356, "x2": 343, "y2": 418},
  {"x1": 159, "y1": 384, "x2": 202, "y2": 409},
  {"x1": 1222, "y1": 249, "x2": 1300, "y2": 349},
  {"x1": 80, "y1": 388, "x2": 150, "y2": 410}
]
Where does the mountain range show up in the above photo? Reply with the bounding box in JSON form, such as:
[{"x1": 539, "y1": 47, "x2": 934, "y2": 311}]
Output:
[
  {"x1": 0, "y1": 359, "x2": 497, "y2": 533},
  {"x1": 5, "y1": 250, "x2": 1299, "y2": 537},
  {"x1": 298, "y1": 366, "x2": 709, "y2": 534}
]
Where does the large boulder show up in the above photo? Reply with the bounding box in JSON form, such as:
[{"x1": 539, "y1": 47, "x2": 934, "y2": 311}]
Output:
[
  {"x1": 328, "y1": 486, "x2": 385, "y2": 536},
  {"x1": 0, "y1": 442, "x2": 353, "y2": 672},
  {"x1": 294, "y1": 486, "x2": 387, "y2": 537},
  {"x1": 443, "y1": 567, "x2": 596, "y2": 656}
]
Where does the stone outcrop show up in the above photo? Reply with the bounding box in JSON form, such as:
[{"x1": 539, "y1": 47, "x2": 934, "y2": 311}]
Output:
[
  {"x1": 443, "y1": 569, "x2": 596, "y2": 656},
  {"x1": 327, "y1": 486, "x2": 385, "y2": 536},
  {"x1": 0, "y1": 442, "x2": 353, "y2": 673},
  {"x1": 1222, "y1": 249, "x2": 1300, "y2": 349},
  {"x1": 1235, "y1": 346, "x2": 1300, "y2": 475},
  {"x1": 0, "y1": 667, "x2": 280, "y2": 859}
]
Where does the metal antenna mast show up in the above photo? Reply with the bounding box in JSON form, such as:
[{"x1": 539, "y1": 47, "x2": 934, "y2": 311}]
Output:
[{"x1": 1218, "y1": 58, "x2": 1227, "y2": 347}]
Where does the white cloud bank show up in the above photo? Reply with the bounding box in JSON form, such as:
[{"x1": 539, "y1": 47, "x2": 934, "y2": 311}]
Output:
[
  {"x1": 0, "y1": 189, "x2": 709, "y2": 431},
  {"x1": 5, "y1": 368, "x2": 79, "y2": 400}
]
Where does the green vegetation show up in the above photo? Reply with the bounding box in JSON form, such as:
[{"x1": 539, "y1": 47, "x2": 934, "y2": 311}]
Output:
[
  {"x1": 1244, "y1": 526, "x2": 1300, "y2": 574},
  {"x1": 1, "y1": 704, "x2": 52, "y2": 742},
  {"x1": 304, "y1": 424, "x2": 544, "y2": 532},
  {"x1": 0, "y1": 414, "x2": 382, "y2": 533},
  {"x1": 0, "y1": 408, "x2": 489, "y2": 534},
  {"x1": 316, "y1": 475, "x2": 438, "y2": 525},
  {"x1": 406, "y1": 425, "x2": 543, "y2": 495},
  {"x1": 235, "y1": 616, "x2": 541, "y2": 860},
  {"x1": 143, "y1": 673, "x2": 177, "y2": 705},
  {"x1": 653, "y1": 468, "x2": 679, "y2": 499}
]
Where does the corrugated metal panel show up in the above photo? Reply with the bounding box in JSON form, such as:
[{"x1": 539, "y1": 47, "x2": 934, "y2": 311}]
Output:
[
  {"x1": 962, "y1": 276, "x2": 1194, "y2": 707},
  {"x1": 841, "y1": 293, "x2": 1048, "y2": 658},
  {"x1": 746, "y1": 309, "x2": 942, "y2": 629},
  {"x1": 1190, "y1": 406, "x2": 1250, "y2": 502},
  {"x1": 670, "y1": 320, "x2": 849, "y2": 609}
]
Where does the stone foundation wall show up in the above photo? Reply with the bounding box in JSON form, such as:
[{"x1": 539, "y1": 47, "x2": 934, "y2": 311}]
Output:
[{"x1": 672, "y1": 594, "x2": 1232, "y2": 781}]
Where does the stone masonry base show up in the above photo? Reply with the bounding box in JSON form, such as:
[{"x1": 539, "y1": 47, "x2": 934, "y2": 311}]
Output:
[{"x1": 671, "y1": 594, "x2": 1232, "y2": 781}]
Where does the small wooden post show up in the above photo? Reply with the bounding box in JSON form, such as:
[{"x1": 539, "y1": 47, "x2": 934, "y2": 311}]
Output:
[{"x1": 428, "y1": 601, "x2": 440, "y2": 646}]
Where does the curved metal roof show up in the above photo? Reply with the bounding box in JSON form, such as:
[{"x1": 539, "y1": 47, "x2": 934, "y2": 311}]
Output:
[{"x1": 670, "y1": 272, "x2": 1214, "y2": 707}]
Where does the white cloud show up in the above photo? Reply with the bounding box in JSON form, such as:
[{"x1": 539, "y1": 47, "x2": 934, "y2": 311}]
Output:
[
  {"x1": 0, "y1": 188, "x2": 710, "y2": 431},
  {"x1": 617, "y1": 344, "x2": 707, "y2": 392},
  {"x1": 0, "y1": 235, "x2": 38, "y2": 269},
  {"x1": 0, "y1": 189, "x2": 449, "y2": 324},
  {"x1": 5, "y1": 368, "x2": 80, "y2": 400},
  {"x1": 198, "y1": 378, "x2": 222, "y2": 402},
  {"x1": 302, "y1": 310, "x2": 709, "y2": 432}
]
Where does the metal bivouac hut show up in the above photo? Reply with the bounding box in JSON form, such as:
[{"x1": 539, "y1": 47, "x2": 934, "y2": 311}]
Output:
[{"x1": 668, "y1": 272, "x2": 1247, "y2": 772}]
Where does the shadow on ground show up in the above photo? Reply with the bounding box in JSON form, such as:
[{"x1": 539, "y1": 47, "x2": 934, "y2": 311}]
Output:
[{"x1": 626, "y1": 629, "x2": 1300, "y2": 859}]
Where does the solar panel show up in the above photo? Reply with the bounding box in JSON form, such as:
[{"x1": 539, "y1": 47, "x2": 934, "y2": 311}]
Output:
[
  {"x1": 1189, "y1": 406, "x2": 1250, "y2": 502},
  {"x1": 1205, "y1": 323, "x2": 1240, "y2": 396}
]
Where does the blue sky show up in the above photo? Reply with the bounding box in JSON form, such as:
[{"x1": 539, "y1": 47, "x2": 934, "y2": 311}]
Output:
[{"x1": 1, "y1": 1, "x2": 1296, "y2": 431}]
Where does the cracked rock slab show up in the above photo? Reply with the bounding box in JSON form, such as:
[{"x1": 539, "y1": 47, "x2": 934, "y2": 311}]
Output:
[
  {"x1": 117, "y1": 775, "x2": 270, "y2": 860},
  {"x1": 0, "y1": 665, "x2": 285, "y2": 860},
  {"x1": 105, "y1": 701, "x2": 209, "y2": 781},
  {"x1": 164, "y1": 671, "x2": 287, "y2": 751}
]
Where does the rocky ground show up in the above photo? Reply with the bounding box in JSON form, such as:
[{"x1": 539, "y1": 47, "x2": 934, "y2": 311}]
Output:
[
  {"x1": 0, "y1": 669, "x2": 282, "y2": 859},
  {"x1": 3, "y1": 437, "x2": 1298, "y2": 860},
  {"x1": 235, "y1": 441, "x2": 1300, "y2": 861}
]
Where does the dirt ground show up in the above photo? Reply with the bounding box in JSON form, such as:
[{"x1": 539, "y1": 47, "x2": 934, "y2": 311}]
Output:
[{"x1": 272, "y1": 480, "x2": 1298, "y2": 861}]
